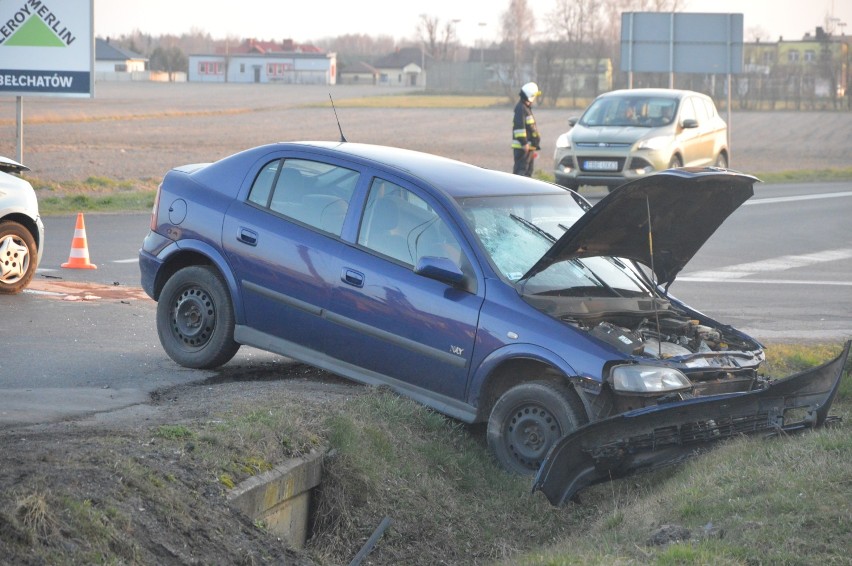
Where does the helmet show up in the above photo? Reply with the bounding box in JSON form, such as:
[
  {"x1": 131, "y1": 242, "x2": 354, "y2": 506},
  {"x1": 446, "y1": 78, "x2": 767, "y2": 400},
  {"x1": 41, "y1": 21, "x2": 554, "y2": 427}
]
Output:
[{"x1": 521, "y1": 82, "x2": 541, "y2": 101}]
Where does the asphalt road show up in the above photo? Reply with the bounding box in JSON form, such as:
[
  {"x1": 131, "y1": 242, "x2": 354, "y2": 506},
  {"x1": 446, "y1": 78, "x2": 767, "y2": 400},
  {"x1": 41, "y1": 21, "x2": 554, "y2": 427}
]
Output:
[
  {"x1": 1, "y1": 181, "x2": 850, "y2": 426},
  {"x1": 0, "y1": 212, "x2": 284, "y2": 426},
  {"x1": 668, "y1": 181, "x2": 852, "y2": 342}
]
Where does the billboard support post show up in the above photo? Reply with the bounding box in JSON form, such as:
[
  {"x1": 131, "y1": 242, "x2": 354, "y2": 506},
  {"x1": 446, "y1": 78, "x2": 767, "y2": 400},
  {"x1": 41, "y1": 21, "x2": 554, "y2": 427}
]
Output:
[{"x1": 16, "y1": 97, "x2": 23, "y2": 164}]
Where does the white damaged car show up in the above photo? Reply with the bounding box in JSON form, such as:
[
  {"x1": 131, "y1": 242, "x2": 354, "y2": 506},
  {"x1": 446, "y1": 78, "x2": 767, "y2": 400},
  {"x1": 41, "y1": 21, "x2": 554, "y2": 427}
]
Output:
[{"x1": 0, "y1": 156, "x2": 43, "y2": 294}]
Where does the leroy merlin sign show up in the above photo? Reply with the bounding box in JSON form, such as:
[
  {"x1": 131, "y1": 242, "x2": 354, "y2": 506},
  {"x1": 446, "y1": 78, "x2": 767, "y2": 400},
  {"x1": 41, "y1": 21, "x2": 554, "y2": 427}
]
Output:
[{"x1": 0, "y1": 0, "x2": 93, "y2": 97}]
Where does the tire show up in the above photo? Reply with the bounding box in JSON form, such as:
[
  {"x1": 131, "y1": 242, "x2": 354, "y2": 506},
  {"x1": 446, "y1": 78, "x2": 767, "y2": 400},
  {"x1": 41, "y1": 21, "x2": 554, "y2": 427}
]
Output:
[
  {"x1": 156, "y1": 265, "x2": 240, "y2": 369},
  {"x1": 668, "y1": 155, "x2": 683, "y2": 169},
  {"x1": 714, "y1": 152, "x2": 728, "y2": 169},
  {"x1": 487, "y1": 380, "x2": 587, "y2": 475},
  {"x1": 0, "y1": 220, "x2": 37, "y2": 295}
]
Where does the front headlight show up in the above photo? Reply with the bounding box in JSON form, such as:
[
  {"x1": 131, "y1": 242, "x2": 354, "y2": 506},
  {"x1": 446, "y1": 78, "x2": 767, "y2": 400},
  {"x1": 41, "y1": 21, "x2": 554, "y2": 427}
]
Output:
[
  {"x1": 635, "y1": 136, "x2": 670, "y2": 151},
  {"x1": 610, "y1": 364, "x2": 692, "y2": 393},
  {"x1": 555, "y1": 132, "x2": 572, "y2": 149}
]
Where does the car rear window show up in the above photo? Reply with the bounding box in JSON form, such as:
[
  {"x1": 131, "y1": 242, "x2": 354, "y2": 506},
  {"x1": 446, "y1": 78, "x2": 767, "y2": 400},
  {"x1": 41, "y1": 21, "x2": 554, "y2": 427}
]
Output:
[{"x1": 248, "y1": 158, "x2": 359, "y2": 236}]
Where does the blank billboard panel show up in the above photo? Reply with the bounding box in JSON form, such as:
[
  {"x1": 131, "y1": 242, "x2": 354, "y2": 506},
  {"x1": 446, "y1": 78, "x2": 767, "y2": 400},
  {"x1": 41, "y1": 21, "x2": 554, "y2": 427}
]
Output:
[{"x1": 621, "y1": 12, "x2": 744, "y2": 74}]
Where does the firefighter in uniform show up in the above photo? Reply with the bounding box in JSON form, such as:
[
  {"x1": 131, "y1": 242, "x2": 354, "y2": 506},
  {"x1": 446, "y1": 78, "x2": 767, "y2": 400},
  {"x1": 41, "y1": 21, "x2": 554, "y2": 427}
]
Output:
[{"x1": 511, "y1": 82, "x2": 542, "y2": 176}]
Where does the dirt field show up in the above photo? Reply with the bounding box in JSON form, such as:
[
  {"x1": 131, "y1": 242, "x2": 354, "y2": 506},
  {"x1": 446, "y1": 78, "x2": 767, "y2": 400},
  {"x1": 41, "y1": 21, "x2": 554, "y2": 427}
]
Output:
[{"x1": 2, "y1": 82, "x2": 852, "y2": 183}]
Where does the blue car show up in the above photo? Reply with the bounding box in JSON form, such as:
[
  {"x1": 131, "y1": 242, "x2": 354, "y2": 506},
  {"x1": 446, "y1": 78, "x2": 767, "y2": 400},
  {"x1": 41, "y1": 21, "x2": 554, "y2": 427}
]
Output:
[{"x1": 140, "y1": 142, "x2": 848, "y2": 502}]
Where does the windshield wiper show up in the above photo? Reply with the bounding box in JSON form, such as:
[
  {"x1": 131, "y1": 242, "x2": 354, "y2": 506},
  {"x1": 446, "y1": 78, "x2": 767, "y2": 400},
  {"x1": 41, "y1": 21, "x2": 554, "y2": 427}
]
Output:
[
  {"x1": 510, "y1": 213, "x2": 556, "y2": 243},
  {"x1": 569, "y1": 258, "x2": 624, "y2": 297}
]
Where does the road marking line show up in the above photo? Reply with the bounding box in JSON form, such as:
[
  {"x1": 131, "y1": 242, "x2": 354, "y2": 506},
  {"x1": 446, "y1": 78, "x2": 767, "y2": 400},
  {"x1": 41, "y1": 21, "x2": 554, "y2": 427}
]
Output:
[
  {"x1": 684, "y1": 248, "x2": 852, "y2": 280},
  {"x1": 113, "y1": 258, "x2": 139, "y2": 263},
  {"x1": 744, "y1": 191, "x2": 852, "y2": 205},
  {"x1": 676, "y1": 278, "x2": 852, "y2": 286}
]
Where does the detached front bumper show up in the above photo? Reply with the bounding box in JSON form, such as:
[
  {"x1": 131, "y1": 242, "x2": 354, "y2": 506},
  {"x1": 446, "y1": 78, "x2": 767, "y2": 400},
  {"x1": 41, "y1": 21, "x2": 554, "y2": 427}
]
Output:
[{"x1": 534, "y1": 341, "x2": 850, "y2": 506}]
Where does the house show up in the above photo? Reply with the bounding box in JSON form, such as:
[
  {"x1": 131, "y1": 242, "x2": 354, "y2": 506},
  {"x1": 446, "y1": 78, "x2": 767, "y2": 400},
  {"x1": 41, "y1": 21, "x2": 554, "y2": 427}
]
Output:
[
  {"x1": 95, "y1": 37, "x2": 148, "y2": 80},
  {"x1": 188, "y1": 38, "x2": 336, "y2": 85},
  {"x1": 741, "y1": 27, "x2": 850, "y2": 105},
  {"x1": 373, "y1": 47, "x2": 428, "y2": 87},
  {"x1": 338, "y1": 61, "x2": 380, "y2": 85}
]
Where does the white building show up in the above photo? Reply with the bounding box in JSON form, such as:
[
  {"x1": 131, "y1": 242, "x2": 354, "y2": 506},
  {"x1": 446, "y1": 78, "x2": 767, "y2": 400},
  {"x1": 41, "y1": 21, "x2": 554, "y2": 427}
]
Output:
[
  {"x1": 188, "y1": 40, "x2": 336, "y2": 85},
  {"x1": 95, "y1": 38, "x2": 147, "y2": 77}
]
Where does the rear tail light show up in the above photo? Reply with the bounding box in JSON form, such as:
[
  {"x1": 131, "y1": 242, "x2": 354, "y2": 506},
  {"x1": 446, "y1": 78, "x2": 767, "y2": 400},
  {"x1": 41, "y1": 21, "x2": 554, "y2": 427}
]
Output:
[{"x1": 149, "y1": 184, "x2": 162, "y2": 231}]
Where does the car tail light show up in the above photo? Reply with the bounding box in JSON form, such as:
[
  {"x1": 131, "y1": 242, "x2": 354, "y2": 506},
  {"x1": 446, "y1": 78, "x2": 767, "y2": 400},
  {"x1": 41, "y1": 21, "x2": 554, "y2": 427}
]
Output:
[{"x1": 149, "y1": 184, "x2": 162, "y2": 231}]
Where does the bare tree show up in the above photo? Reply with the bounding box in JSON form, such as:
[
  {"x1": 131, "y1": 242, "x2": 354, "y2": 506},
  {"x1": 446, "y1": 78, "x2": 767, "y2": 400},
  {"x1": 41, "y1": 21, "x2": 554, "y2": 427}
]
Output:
[
  {"x1": 313, "y1": 34, "x2": 397, "y2": 61},
  {"x1": 546, "y1": 0, "x2": 613, "y2": 102},
  {"x1": 417, "y1": 14, "x2": 459, "y2": 61},
  {"x1": 418, "y1": 14, "x2": 440, "y2": 57},
  {"x1": 501, "y1": 0, "x2": 536, "y2": 90}
]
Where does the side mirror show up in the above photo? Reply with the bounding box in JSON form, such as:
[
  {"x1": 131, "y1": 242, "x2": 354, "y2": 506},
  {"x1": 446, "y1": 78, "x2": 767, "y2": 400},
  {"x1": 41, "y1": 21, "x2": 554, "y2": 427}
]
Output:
[
  {"x1": 414, "y1": 256, "x2": 466, "y2": 287},
  {"x1": 681, "y1": 118, "x2": 699, "y2": 129},
  {"x1": 568, "y1": 117, "x2": 579, "y2": 127}
]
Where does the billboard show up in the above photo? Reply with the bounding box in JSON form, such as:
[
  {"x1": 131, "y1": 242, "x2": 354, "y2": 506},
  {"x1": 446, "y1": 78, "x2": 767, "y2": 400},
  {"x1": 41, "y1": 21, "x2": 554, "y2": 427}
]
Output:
[
  {"x1": 621, "y1": 12, "x2": 743, "y2": 75},
  {"x1": 0, "y1": 0, "x2": 94, "y2": 97}
]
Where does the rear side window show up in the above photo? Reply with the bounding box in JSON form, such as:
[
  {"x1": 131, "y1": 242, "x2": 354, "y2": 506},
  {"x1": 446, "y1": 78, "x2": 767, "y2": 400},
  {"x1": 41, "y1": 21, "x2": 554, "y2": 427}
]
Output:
[
  {"x1": 700, "y1": 98, "x2": 717, "y2": 119},
  {"x1": 247, "y1": 158, "x2": 359, "y2": 236},
  {"x1": 247, "y1": 160, "x2": 280, "y2": 207}
]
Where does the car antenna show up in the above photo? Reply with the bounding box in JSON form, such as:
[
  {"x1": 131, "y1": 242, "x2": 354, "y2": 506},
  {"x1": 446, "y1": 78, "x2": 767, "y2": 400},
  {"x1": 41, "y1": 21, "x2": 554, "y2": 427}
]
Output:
[
  {"x1": 646, "y1": 196, "x2": 662, "y2": 358},
  {"x1": 329, "y1": 94, "x2": 347, "y2": 143}
]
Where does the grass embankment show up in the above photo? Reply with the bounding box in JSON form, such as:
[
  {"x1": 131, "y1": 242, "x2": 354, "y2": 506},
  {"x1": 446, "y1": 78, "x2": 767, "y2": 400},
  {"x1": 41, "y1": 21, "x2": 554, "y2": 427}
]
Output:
[
  {"x1": 29, "y1": 176, "x2": 159, "y2": 215},
  {"x1": 2, "y1": 343, "x2": 849, "y2": 564}
]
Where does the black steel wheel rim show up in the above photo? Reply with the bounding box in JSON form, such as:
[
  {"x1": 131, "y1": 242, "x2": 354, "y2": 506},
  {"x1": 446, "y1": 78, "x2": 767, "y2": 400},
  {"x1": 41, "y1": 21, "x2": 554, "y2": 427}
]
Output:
[
  {"x1": 171, "y1": 286, "x2": 215, "y2": 349},
  {"x1": 506, "y1": 403, "x2": 561, "y2": 471}
]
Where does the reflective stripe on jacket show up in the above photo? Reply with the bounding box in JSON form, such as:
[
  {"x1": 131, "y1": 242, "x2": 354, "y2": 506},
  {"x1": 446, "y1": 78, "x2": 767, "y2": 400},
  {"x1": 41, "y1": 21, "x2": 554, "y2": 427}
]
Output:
[{"x1": 511, "y1": 99, "x2": 541, "y2": 150}]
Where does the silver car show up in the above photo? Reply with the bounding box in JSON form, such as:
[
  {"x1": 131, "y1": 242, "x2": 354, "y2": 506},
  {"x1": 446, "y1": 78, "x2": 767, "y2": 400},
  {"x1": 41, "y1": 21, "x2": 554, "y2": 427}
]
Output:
[
  {"x1": 0, "y1": 156, "x2": 44, "y2": 294},
  {"x1": 553, "y1": 88, "x2": 728, "y2": 191}
]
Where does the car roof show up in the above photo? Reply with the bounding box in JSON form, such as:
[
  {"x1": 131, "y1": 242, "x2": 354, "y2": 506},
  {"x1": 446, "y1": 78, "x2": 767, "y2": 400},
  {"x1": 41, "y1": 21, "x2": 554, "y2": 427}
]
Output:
[
  {"x1": 251, "y1": 141, "x2": 568, "y2": 199},
  {"x1": 597, "y1": 88, "x2": 706, "y2": 100}
]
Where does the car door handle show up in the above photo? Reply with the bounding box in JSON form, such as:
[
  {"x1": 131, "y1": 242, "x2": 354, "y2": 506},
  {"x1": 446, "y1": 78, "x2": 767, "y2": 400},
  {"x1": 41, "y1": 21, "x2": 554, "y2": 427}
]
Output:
[
  {"x1": 341, "y1": 268, "x2": 364, "y2": 288},
  {"x1": 238, "y1": 228, "x2": 258, "y2": 246}
]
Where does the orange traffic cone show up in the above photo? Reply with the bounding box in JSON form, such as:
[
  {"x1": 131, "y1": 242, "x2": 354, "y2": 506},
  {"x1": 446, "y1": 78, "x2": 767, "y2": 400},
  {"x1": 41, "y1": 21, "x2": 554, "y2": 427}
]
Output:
[{"x1": 61, "y1": 212, "x2": 97, "y2": 269}]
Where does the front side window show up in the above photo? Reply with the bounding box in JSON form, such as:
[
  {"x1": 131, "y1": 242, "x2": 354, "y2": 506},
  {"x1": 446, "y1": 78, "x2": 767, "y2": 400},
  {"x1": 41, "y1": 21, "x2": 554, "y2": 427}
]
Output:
[
  {"x1": 358, "y1": 179, "x2": 462, "y2": 268},
  {"x1": 679, "y1": 98, "x2": 697, "y2": 123},
  {"x1": 247, "y1": 158, "x2": 359, "y2": 236}
]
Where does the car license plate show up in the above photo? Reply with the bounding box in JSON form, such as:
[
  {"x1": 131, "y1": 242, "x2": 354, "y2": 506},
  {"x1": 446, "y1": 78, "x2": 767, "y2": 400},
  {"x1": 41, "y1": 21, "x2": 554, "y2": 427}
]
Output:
[{"x1": 584, "y1": 160, "x2": 618, "y2": 171}]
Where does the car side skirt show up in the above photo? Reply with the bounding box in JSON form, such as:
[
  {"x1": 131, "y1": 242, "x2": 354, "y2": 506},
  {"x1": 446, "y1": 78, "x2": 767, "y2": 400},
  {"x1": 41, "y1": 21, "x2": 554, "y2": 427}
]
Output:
[
  {"x1": 234, "y1": 325, "x2": 478, "y2": 422},
  {"x1": 534, "y1": 340, "x2": 850, "y2": 506}
]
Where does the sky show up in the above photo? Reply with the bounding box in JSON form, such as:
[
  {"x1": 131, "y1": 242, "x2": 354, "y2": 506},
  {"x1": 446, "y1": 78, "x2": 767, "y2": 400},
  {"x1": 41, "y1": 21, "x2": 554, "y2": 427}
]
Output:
[{"x1": 94, "y1": 0, "x2": 852, "y2": 45}]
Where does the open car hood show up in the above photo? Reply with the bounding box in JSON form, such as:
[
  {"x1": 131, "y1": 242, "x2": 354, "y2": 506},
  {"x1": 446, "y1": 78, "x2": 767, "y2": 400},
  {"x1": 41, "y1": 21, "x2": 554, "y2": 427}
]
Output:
[
  {"x1": 522, "y1": 168, "x2": 757, "y2": 286},
  {"x1": 0, "y1": 155, "x2": 30, "y2": 175}
]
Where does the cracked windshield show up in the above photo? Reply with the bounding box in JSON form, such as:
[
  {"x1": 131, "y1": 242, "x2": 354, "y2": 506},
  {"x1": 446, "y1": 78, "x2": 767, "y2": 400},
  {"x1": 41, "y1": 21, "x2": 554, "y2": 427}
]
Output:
[{"x1": 458, "y1": 193, "x2": 650, "y2": 297}]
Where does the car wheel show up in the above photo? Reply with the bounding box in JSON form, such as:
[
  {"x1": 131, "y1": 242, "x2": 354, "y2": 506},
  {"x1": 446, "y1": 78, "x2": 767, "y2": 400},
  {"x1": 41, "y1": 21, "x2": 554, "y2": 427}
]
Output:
[
  {"x1": 714, "y1": 152, "x2": 728, "y2": 169},
  {"x1": 487, "y1": 380, "x2": 587, "y2": 475},
  {"x1": 668, "y1": 155, "x2": 683, "y2": 169},
  {"x1": 156, "y1": 265, "x2": 240, "y2": 369},
  {"x1": 0, "y1": 220, "x2": 37, "y2": 295}
]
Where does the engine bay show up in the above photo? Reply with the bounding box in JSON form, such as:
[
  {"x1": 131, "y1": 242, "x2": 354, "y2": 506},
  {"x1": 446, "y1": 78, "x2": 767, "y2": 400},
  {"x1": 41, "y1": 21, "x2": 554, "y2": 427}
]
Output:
[{"x1": 523, "y1": 293, "x2": 764, "y2": 373}]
